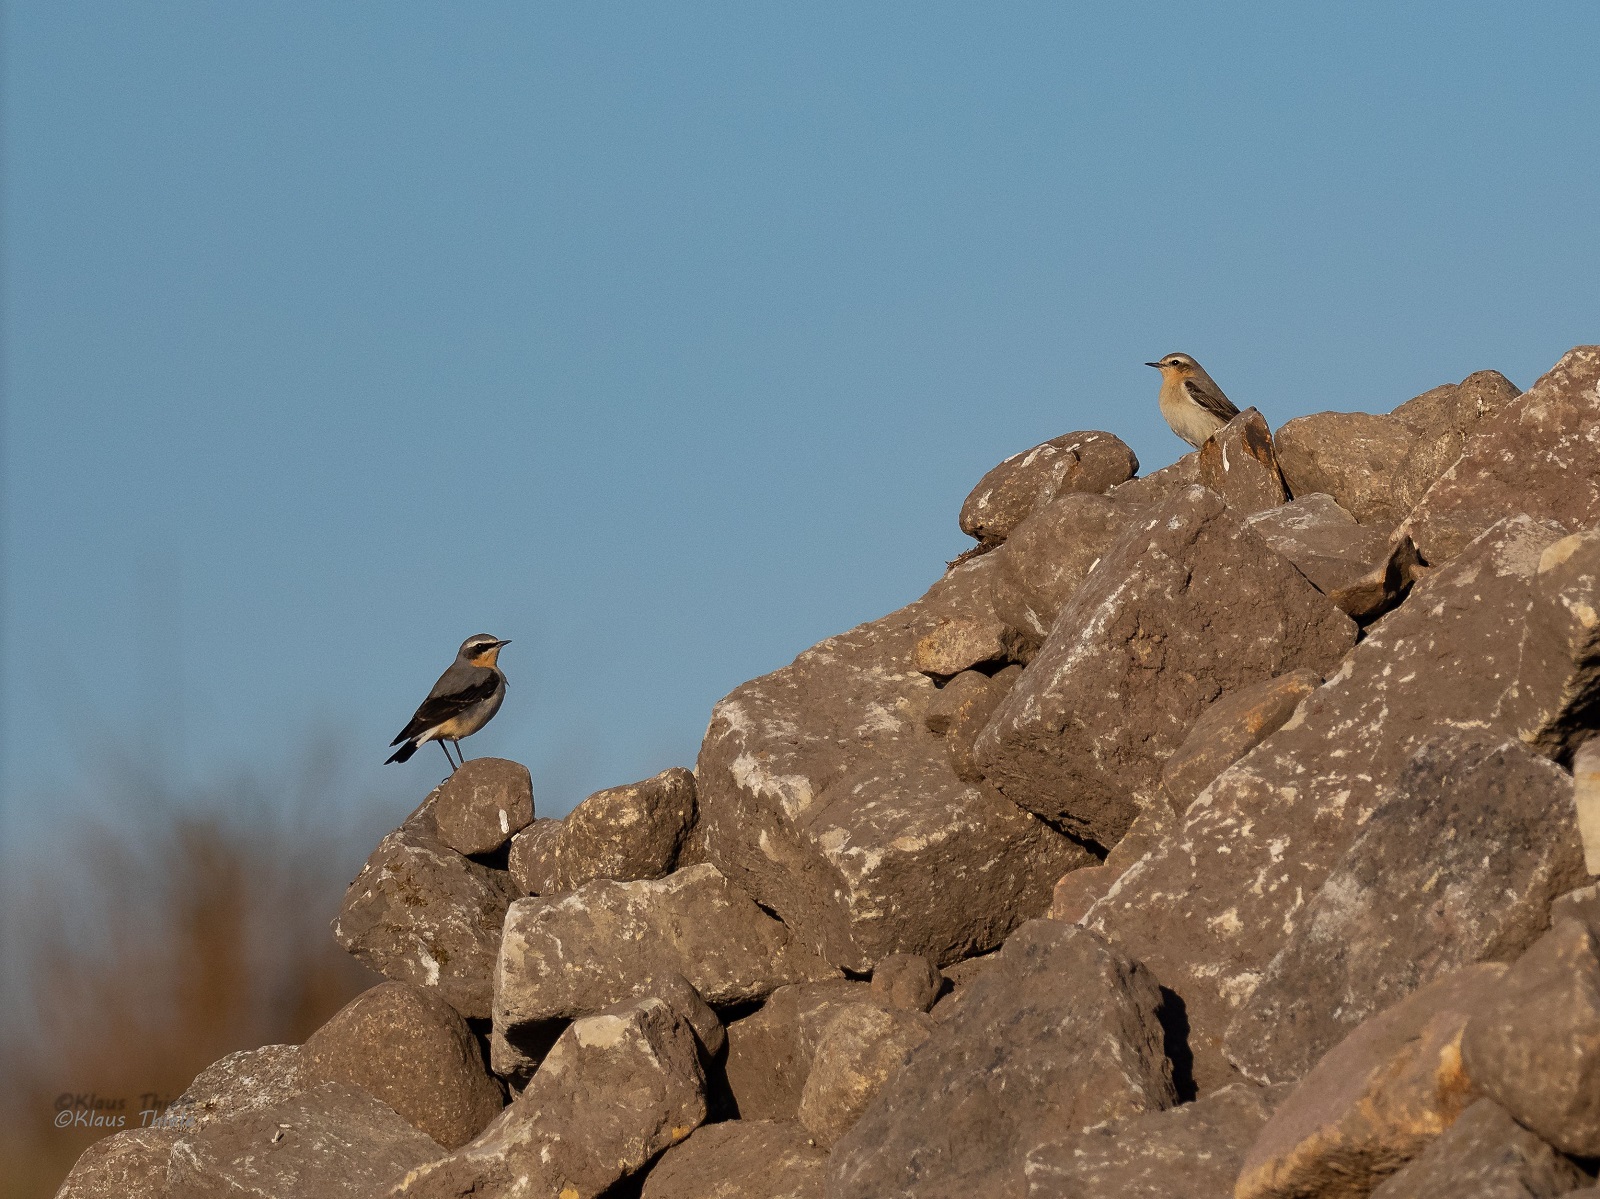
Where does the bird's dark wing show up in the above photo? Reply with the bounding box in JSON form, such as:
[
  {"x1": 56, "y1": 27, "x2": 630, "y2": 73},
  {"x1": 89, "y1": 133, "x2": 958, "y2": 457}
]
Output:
[
  {"x1": 1184, "y1": 377, "x2": 1241, "y2": 423},
  {"x1": 390, "y1": 669, "x2": 500, "y2": 745}
]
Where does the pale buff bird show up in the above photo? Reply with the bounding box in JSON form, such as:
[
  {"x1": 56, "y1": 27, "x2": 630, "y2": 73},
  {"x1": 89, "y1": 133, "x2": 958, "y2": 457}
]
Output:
[{"x1": 1146, "y1": 352, "x2": 1240, "y2": 448}]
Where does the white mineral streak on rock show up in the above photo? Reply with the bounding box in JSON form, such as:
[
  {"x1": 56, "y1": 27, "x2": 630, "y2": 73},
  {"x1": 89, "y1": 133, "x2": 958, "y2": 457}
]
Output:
[{"x1": 1574, "y1": 738, "x2": 1600, "y2": 875}]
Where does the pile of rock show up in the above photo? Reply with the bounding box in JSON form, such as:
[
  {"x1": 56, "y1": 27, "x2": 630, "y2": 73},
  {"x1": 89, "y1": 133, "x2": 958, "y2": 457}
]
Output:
[{"x1": 58, "y1": 346, "x2": 1600, "y2": 1199}]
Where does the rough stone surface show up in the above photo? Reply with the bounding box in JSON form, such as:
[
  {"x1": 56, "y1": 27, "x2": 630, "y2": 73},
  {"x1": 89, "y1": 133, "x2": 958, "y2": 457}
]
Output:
[
  {"x1": 827, "y1": 921, "x2": 1176, "y2": 1199},
  {"x1": 1022, "y1": 1083, "x2": 1283, "y2": 1199},
  {"x1": 1235, "y1": 964, "x2": 1507, "y2": 1199},
  {"x1": 1244, "y1": 493, "x2": 1392, "y2": 596},
  {"x1": 431, "y1": 758, "x2": 534, "y2": 857},
  {"x1": 924, "y1": 669, "x2": 995, "y2": 736},
  {"x1": 1406, "y1": 348, "x2": 1600, "y2": 563},
  {"x1": 301, "y1": 981, "x2": 504, "y2": 1150},
  {"x1": 913, "y1": 614, "x2": 1024, "y2": 676},
  {"x1": 1108, "y1": 450, "x2": 1199, "y2": 508},
  {"x1": 1368, "y1": 1098, "x2": 1586, "y2": 1199},
  {"x1": 1049, "y1": 810, "x2": 1172, "y2": 925},
  {"x1": 166, "y1": 1081, "x2": 443, "y2": 1199},
  {"x1": 1227, "y1": 731, "x2": 1585, "y2": 1083},
  {"x1": 1159, "y1": 669, "x2": 1321, "y2": 812},
  {"x1": 334, "y1": 820, "x2": 518, "y2": 1020},
  {"x1": 505, "y1": 818, "x2": 561, "y2": 896},
  {"x1": 54, "y1": 1127, "x2": 178, "y2": 1199},
  {"x1": 1274, "y1": 410, "x2": 1424, "y2": 529},
  {"x1": 988, "y1": 492, "x2": 1139, "y2": 645},
  {"x1": 959, "y1": 430, "x2": 1138, "y2": 546},
  {"x1": 509, "y1": 768, "x2": 696, "y2": 897},
  {"x1": 1518, "y1": 528, "x2": 1600, "y2": 759},
  {"x1": 1083, "y1": 516, "x2": 1570, "y2": 1089},
  {"x1": 493, "y1": 864, "x2": 834, "y2": 1075},
  {"x1": 640, "y1": 1120, "x2": 827, "y2": 1199},
  {"x1": 392, "y1": 995, "x2": 706, "y2": 1199},
  {"x1": 695, "y1": 551, "x2": 1093, "y2": 972},
  {"x1": 1327, "y1": 532, "x2": 1426, "y2": 622},
  {"x1": 976, "y1": 485, "x2": 1356, "y2": 847},
  {"x1": 797, "y1": 1003, "x2": 934, "y2": 1147},
  {"x1": 723, "y1": 979, "x2": 873, "y2": 1122},
  {"x1": 870, "y1": 952, "x2": 944, "y2": 1012},
  {"x1": 944, "y1": 666, "x2": 1019, "y2": 783},
  {"x1": 1552, "y1": 883, "x2": 1600, "y2": 935},
  {"x1": 1462, "y1": 920, "x2": 1600, "y2": 1157},
  {"x1": 1197, "y1": 407, "x2": 1287, "y2": 515},
  {"x1": 175, "y1": 1044, "x2": 306, "y2": 1130}
]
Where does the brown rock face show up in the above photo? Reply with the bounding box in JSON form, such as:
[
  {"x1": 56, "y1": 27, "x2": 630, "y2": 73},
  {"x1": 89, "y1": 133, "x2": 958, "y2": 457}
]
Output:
[
  {"x1": 1226, "y1": 731, "x2": 1585, "y2": 1084},
  {"x1": 1196, "y1": 408, "x2": 1287, "y2": 515},
  {"x1": 1518, "y1": 528, "x2": 1600, "y2": 759},
  {"x1": 943, "y1": 666, "x2": 1020, "y2": 783},
  {"x1": 1082, "y1": 516, "x2": 1571, "y2": 1089},
  {"x1": 1367, "y1": 1098, "x2": 1585, "y2": 1199},
  {"x1": 695, "y1": 552, "x2": 1092, "y2": 972},
  {"x1": 912, "y1": 615, "x2": 1024, "y2": 676},
  {"x1": 870, "y1": 952, "x2": 944, "y2": 1012},
  {"x1": 54, "y1": 1128, "x2": 179, "y2": 1199},
  {"x1": 508, "y1": 767, "x2": 696, "y2": 896},
  {"x1": 988, "y1": 492, "x2": 1140, "y2": 644},
  {"x1": 167, "y1": 1081, "x2": 444, "y2": 1199},
  {"x1": 430, "y1": 758, "x2": 534, "y2": 857},
  {"x1": 1159, "y1": 669, "x2": 1321, "y2": 811},
  {"x1": 1461, "y1": 920, "x2": 1600, "y2": 1157},
  {"x1": 301, "y1": 982, "x2": 504, "y2": 1151},
  {"x1": 391, "y1": 995, "x2": 707, "y2": 1199},
  {"x1": 1406, "y1": 347, "x2": 1600, "y2": 563},
  {"x1": 175, "y1": 1044, "x2": 307, "y2": 1129},
  {"x1": 1389, "y1": 370, "x2": 1524, "y2": 488},
  {"x1": 827, "y1": 921, "x2": 1176, "y2": 1199},
  {"x1": 1108, "y1": 450, "x2": 1200, "y2": 507},
  {"x1": 723, "y1": 979, "x2": 873, "y2": 1122},
  {"x1": 1243, "y1": 493, "x2": 1391, "y2": 596},
  {"x1": 958, "y1": 430, "x2": 1138, "y2": 546},
  {"x1": 1235, "y1": 964, "x2": 1507, "y2": 1199},
  {"x1": 333, "y1": 822, "x2": 519, "y2": 1020},
  {"x1": 493, "y1": 864, "x2": 834, "y2": 1075},
  {"x1": 975, "y1": 486, "x2": 1356, "y2": 847},
  {"x1": 1274, "y1": 410, "x2": 1425, "y2": 529},
  {"x1": 1022, "y1": 1083, "x2": 1283, "y2": 1199},
  {"x1": 505, "y1": 817, "x2": 561, "y2": 895},
  {"x1": 1048, "y1": 810, "x2": 1171, "y2": 926},
  {"x1": 1326, "y1": 531, "x2": 1426, "y2": 622},
  {"x1": 640, "y1": 1120, "x2": 827, "y2": 1199},
  {"x1": 797, "y1": 1003, "x2": 934, "y2": 1147}
]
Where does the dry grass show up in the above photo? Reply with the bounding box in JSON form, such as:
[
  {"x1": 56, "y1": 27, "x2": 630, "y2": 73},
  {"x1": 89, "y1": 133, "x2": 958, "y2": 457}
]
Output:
[{"x1": 0, "y1": 746, "x2": 400, "y2": 1198}]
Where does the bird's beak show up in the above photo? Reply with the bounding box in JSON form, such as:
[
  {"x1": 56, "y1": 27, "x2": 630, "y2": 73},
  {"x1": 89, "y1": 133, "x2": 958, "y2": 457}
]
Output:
[
  {"x1": 496, "y1": 640, "x2": 512, "y2": 647},
  {"x1": 1145, "y1": 361, "x2": 1164, "y2": 369}
]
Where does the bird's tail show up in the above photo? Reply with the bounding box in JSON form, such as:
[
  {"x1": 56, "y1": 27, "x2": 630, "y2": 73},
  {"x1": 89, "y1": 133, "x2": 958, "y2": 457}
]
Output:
[{"x1": 386, "y1": 740, "x2": 418, "y2": 764}]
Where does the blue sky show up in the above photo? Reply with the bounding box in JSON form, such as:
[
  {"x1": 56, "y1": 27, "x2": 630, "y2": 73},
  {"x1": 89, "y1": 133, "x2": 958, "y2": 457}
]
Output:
[{"x1": 4, "y1": 2, "x2": 1598, "y2": 842}]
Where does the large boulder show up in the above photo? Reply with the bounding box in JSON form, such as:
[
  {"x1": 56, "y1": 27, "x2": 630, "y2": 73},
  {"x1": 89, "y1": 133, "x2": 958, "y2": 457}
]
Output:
[
  {"x1": 1367, "y1": 1098, "x2": 1585, "y2": 1199},
  {"x1": 54, "y1": 1128, "x2": 179, "y2": 1199},
  {"x1": 695, "y1": 552, "x2": 1093, "y2": 972},
  {"x1": 1235, "y1": 964, "x2": 1506, "y2": 1199},
  {"x1": 166, "y1": 1081, "x2": 443, "y2": 1199},
  {"x1": 1196, "y1": 407, "x2": 1287, "y2": 515},
  {"x1": 392, "y1": 995, "x2": 707, "y2": 1199},
  {"x1": 1517, "y1": 527, "x2": 1600, "y2": 759},
  {"x1": 1022, "y1": 1083, "x2": 1283, "y2": 1199},
  {"x1": 640, "y1": 1120, "x2": 828, "y2": 1199},
  {"x1": 333, "y1": 819, "x2": 519, "y2": 1020},
  {"x1": 827, "y1": 921, "x2": 1176, "y2": 1199},
  {"x1": 723, "y1": 979, "x2": 874, "y2": 1121},
  {"x1": 1082, "y1": 516, "x2": 1572, "y2": 1089},
  {"x1": 976, "y1": 485, "x2": 1356, "y2": 847},
  {"x1": 1226, "y1": 731, "x2": 1585, "y2": 1083},
  {"x1": 1406, "y1": 347, "x2": 1600, "y2": 562},
  {"x1": 987, "y1": 492, "x2": 1140, "y2": 645},
  {"x1": 430, "y1": 758, "x2": 534, "y2": 857},
  {"x1": 508, "y1": 767, "x2": 696, "y2": 895},
  {"x1": 1389, "y1": 370, "x2": 1523, "y2": 481},
  {"x1": 797, "y1": 1002, "x2": 934, "y2": 1147},
  {"x1": 958, "y1": 430, "x2": 1137, "y2": 546},
  {"x1": 1243, "y1": 493, "x2": 1391, "y2": 596},
  {"x1": 493, "y1": 864, "x2": 835, "y2": 1075},
  {"x1": 1461, "y1": 919, "x2": 1600, "y2": 1157},
  {"x1": 301, "y1": 981, "x2": 504, "y2": 1150},
  {"x1": 1273, "y1": 411, "x2": 1425, "y2": 529}
]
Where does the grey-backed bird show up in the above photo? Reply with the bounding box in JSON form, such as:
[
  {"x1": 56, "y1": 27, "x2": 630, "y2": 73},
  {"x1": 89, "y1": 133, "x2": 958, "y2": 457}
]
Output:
[
  {"x1": 386, "y1": 634, "x2": 510, "y2": 772},
  {"x1": 1146, "y1": 352, "x2": 1241, "y2": 448}
]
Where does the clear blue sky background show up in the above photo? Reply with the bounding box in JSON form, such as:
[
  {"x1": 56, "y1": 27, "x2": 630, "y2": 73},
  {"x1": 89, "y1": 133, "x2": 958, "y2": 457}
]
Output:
[{"x1": 5, "y1": 2, "x2": 1599, "y2": 844}]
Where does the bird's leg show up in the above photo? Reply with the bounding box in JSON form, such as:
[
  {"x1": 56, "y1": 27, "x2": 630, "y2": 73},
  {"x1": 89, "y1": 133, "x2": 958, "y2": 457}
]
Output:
[
  {"x1": 438, "y1": 740, "x2": 457, "y2": 773},
  {"x1": 456, "y1": 739, "x2": 469, "y2": 765}
]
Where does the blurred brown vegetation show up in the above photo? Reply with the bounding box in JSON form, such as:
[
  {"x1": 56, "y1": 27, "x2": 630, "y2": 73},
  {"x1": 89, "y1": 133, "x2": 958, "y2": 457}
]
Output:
[{"x1": 0, "y1": 745, "x2": 402, "y2": 1198}]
